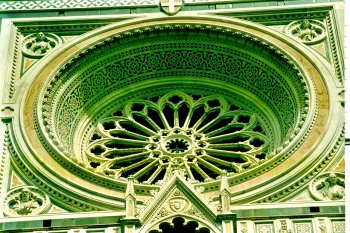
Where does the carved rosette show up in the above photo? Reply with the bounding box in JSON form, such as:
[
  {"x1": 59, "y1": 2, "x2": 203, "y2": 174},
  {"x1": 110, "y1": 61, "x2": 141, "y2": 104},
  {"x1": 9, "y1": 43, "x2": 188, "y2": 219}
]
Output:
[
  {"x1": 309, "y1": 172, "x2": 345, "y2": 201},
  {"x1": 22, "y1": 32, "x2": 63, "y2": 58},
  {"x1": 3, "y1": 186, "x2": 51, "y2": 216},
  {"x1": 286, "y1": 20, "x2": 326, "y2": 45}
]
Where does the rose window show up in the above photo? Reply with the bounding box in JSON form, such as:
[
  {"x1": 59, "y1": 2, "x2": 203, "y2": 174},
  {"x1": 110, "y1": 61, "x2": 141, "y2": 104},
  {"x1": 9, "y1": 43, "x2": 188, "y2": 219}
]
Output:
[{"x1": 86, "y1": 92, "x2": 270, "y2": 184}]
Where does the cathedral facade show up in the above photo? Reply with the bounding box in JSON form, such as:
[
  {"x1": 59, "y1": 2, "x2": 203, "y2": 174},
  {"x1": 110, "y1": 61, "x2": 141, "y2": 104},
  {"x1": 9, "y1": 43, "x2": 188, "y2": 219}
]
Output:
[{"x1": 0, "y1": 0, "x2": 345, "y2": 232}]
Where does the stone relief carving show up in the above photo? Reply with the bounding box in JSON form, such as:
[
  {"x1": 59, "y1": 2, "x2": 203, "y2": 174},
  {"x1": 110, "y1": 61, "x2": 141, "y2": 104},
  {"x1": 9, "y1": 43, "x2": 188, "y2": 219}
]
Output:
[
  {"x1": 22, "y1": 32, "x2": 63, "y2": 58},
  {"x1": 3, "y1": 186, "x2": 51, "y2": 216},
  {"x1": 309, "y1": 172, "x2": 345, "y2": 201},
  {"x1": 168, "y1": 197, "x2": 189, "y2": 212},
  {"x1": 278, "y1": 220, "x2": 292, "y2": 233},
  {"x1": 286, "y1": 20, "x2": 326, "y2": 44}
]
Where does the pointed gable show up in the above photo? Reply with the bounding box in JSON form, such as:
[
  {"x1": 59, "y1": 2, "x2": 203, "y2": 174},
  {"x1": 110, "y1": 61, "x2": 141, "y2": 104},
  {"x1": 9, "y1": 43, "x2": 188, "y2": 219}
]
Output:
[{"x1": 139, "y1": 172, "x2": 218, "y2": 225}]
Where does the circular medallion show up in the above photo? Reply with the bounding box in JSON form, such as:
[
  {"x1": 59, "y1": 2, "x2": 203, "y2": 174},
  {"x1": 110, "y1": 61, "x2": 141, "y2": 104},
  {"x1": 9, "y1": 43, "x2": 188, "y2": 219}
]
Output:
[
  {"x1": 309, "y1": 172, "x2": 345, "y2": 201},
  {"x1": 3, "y1": 186, "x2": 51, "y2": 216},
  {"x1": 22, "y1": 32, "x2": 63, "y2": 58},
  {"x1": 286, "y1": 20, "x2": 326, "y2": 45}
]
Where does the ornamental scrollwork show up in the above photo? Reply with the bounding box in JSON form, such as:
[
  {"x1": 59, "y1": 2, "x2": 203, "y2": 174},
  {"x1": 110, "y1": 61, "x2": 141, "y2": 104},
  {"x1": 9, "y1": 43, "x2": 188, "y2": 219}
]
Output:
[
  {"x1": 3, "y1": 186, "x2": 51, "y2": 216},
  {"x1": 286, "y1": 20, "x2": 326, "y2": 45},
  {"x1": 22, "y1": 32, "x2": 63, "y2": 58},
  {"x1": 309, "y1": 172, "x2": 345, "y2": 201}
]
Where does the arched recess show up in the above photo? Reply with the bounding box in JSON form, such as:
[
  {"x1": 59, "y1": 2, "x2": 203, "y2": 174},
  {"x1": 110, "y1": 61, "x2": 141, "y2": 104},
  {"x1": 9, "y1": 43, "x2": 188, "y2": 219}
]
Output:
[{"x1": 8, "y1": 14, "x2": 342, "y2": 211}]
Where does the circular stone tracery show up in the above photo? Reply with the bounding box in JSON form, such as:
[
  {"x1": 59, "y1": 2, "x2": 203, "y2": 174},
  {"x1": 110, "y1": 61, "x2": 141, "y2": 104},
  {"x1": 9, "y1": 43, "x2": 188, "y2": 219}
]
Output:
[
  {"x1": 163, "y1": 135, "x2": 192, "y2": 154},
  {"x1": 86, "y1": 91, "x2": 270, "y2": 183},
  {"x1": 31, "y1": 21, "x2": 317, "y2": 189}
]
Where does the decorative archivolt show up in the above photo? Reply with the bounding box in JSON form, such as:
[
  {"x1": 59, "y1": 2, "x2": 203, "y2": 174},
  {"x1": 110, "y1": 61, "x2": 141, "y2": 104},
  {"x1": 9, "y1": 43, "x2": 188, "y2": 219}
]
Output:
[{"x1": 8, "y1": 15, "x2": 341, "y2": 210}]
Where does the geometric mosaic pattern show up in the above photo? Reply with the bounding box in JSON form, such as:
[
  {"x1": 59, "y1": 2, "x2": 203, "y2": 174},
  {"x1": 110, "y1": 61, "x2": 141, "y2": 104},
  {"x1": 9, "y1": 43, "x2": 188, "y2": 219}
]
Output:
[
  {"x1": 255, "y1": 223, "x2": 274, "y2": 233},
  {"x1": 294, "y1": 222, "x2": 313, "y2": 233},
  {"x1": 0, "y1": 0, "x2": 157, "y2": 11},
  {"x1": 0, "y1": 0, "x2": 243, "y2": 11}
]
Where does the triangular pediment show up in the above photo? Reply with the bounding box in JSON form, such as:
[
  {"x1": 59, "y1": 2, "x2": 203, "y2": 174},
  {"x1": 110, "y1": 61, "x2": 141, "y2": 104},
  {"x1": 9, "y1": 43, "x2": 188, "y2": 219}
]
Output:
[{"x1": 139, "y1": 173, "x2": 218, "y2": 225}]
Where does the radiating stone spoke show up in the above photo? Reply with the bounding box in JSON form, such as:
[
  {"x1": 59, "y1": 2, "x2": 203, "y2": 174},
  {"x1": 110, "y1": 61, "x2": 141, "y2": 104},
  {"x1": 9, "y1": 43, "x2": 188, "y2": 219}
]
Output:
[
  {"x1": 113, "y1": 151, "x2": 150, "y2": 163},
  {"x1": 146, "y1": 166, "x2": 164, "y2": 184},
  {"x1": 133, "y1": 159, "x2": 158, "y2": 179},
  {"x1": 196, "y1": 157, "x2": 222, "y2": 175}
]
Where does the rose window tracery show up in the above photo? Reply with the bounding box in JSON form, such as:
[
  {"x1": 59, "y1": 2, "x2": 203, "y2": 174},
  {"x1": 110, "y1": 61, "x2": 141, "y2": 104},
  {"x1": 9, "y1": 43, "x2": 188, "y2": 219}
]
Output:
[{"x1": 86, "y1": 92, "x2": 269, "y2": 184}]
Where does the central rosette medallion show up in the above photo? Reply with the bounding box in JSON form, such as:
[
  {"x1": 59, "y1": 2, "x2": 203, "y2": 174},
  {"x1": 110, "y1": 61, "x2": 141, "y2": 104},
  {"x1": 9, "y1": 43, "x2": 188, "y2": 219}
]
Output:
[{"x1": 162, "y1": 133, "x2": 192, "y2": 155}]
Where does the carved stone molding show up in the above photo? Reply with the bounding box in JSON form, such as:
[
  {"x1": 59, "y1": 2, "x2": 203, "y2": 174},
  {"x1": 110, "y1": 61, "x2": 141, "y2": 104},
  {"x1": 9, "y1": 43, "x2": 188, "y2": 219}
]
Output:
[{"x1": 3, "y1": 186, "x2": 51, "y2": 216}]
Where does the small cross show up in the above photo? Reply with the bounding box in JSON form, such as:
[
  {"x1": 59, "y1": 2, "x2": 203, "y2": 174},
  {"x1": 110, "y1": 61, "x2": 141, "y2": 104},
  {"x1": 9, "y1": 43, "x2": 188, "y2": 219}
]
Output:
[{"x1": 162, "y1": 0, "x2": 182, "y2": 14}]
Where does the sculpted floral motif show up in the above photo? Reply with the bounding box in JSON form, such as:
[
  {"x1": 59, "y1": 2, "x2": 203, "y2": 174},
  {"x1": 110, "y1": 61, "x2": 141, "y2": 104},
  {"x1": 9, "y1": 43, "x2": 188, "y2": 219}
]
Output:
[
  {"x1": 22, "y1": 32, "x2": 63, "y2": 58},
  {"x1": 86, "y1": 91, "x2": 269, "y2": 183},
  {"x1": 309, "y1": 172, "x2": 345, "y2": 201},
  {"x1": 3, "y1": 186, "x2": 51, "y2": 216},
  {"x1": 153, "y1": 208, "x2": 170, "y2": 221},
  {"x1": 286, "y1": 20, "x2": 326, "y2": 44}
]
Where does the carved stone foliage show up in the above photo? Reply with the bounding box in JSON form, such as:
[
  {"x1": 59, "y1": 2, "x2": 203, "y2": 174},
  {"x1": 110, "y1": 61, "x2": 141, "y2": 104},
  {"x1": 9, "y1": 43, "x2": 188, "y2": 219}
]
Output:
[
  {"x1": 86, "y1": 91, "x2": 270, "y2": 183},
  {"x1": 286, "y1": 20, "x2": 326, "y2": 45},
  {"x1": 22, "y1": 32, "x2": 63, "y2": 58},
  {"x1": 3, "y1": 186, "x2": 51, "y2": 216},
  {"x1": 149, "y1": 217, "x2": 210, "y2": 233},
  {"x1": 309, "y1": 172, "x2": 345, "y2": 201}
]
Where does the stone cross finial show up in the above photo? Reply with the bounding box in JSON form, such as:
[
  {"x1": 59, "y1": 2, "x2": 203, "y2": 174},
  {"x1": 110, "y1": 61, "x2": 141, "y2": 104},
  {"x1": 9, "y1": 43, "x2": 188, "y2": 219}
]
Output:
[{"x1": 219, "y1": 170, "x2": 231, "y2": 213}]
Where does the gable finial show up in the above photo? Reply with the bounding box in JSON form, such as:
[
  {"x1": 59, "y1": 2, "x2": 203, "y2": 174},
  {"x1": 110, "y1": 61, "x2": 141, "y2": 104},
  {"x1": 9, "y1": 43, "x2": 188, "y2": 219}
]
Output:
[
  {"x1": 125, "y1": 175, "x2": 136, "y2": 219},
  {"x1": 219, "y1": 170, "x2": 231, "y2": 213}
]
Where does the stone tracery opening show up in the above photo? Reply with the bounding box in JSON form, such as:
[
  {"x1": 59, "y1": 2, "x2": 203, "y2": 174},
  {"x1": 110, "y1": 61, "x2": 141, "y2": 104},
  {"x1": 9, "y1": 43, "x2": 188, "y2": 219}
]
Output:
[
  {"x1": 149, "y1": 217, "x2": 211, "y2": 233},
  {"x1": 86, "y1": 91, "x2": 272, "y2": 183}
]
